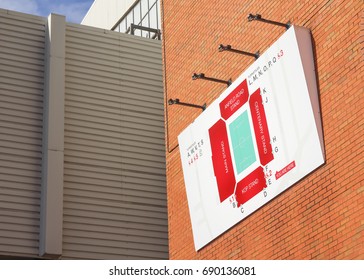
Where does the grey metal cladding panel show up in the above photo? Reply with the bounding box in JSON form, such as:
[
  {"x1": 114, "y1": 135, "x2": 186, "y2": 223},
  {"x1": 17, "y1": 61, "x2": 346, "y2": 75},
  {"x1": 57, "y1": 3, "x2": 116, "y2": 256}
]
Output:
[
  {"x1": 1, "y1": 152, "x2": 42, "y2": 167},
  {"x1": 1, "y1": 55, "x2": 44, "y2": 74},
  {"x1": 66, "y1": 63, "x2": 162, "y2": 86},
  {"x1": 62, "y1": 252, "x2": 167, "y2": 260},
  {"x1": 65, "y1": 117, "x2": 164, "y2": 142},
  {"x1": 68, "y1": 138, "x2": 164, "y2": 163},
  {"x1": 0, "y1": 10, "x2": 46, "y2": 30},
  {"x1": 65, "y1": 134, "x2": 165, "y2": 156},
  {"x1": 64, "y1": 198, "x2": 167, "y2": 221},
  {"x1": 66, "y1": 22, "x2": 161, "y2": 46},
  {"x1": 65, "y1": 87, "x2": 163, "y2": 111},
  {"x1": 66, "y1": 111, "x2": 164, "y2": 137},
  {"x1": 0, "y1": 93, "x2": 43, "y2": 109},
  {"x1": 65, "y1": 40, "x2": 162, "y2": 65},
  {"x1": 64, "y1": 186, "x2": 166, "y2": 209},
  {"x1": 65, "y1": 80, "x2": 163, "y2": 104},
  {"x1": 65, "y1": 114, "x2": 164, "y2": 133},
  {"x1": 64, "y1": 25, "x2": 167, "y2": 259},
  {"x1": 0, "y1": 216, "x2": 39, "y2": 230},
  {"x1": 64, "y1": 214, "x2": 167, "y2": 233},
  {"x1": 64, "y1": 222, "x2": 168, "y2": 240},
  {"x1": 0, "y1": 34, "x2": 45, "y2": 52},
  {"x1": 62, "y1": 236, "x2": 168, "y2": 254},
  {"x1": 0, "y1": 26, "x2": 44, "y2": 43},
  {"x1": 0, "y1": 78, "x2": 44, "y2": 92},
  {"x1": 0, "y1": 11, "x2": 44, "y2": 257},
  {"x1": 66, "y1": 68, "x2": 163, "y2": 90},
  {"x1": 64, "y1": 162, "x2": 165, "y2": 184},
  {"x1": 0, "y1": 52, "x2": 44, "y2": 69},
  {"x1": 64, "y1": 173, "x2": 165, "y2": 197},
  {"x1": 65, "y1": 128, "x2": 164, "y2": 147},
  {"x1": 65, "y1": 68, "x2": 162, "y2": 95},
  {"x1": 0, "y1": 23, "x2": 45, "y2": 55},
  {"x1": 64, "y1": 182, "x2": 166, "y2": 204},
  {"x1": 65, "y1": 47, "x2": 162, "y2": 73},
  {"x1": 65, "y1": 26, "x2": 161, "y2": 57},
  {"x1": 66, "y1": 51, "x2": 162, "y2": 73},
  {"x1": 0, "y1": 81, "x2": 44, "y2": 95},
  {"x1": 0, "y1": 148, "x2": 41, "y2": 164},
  {"x1": 64, "y1": 153, "x2": 165, "y2": 175},
  {"x1": 62, "y1": 244, "x2": 168, "y2": 260},
  {"x1": 65, "y1": 78, "x2": 163, "y2": 103},
  {"x1": 65, "y1": 228, "x2": 166, "y2": 249},
  {"x1": 63, "y1": 228, "x2": 167, "y2": 247},
  {"x1": 65, "y1": 114, "x2": 164, "y2": 135},
  {"x1": 64, "y1": 96, "x2": 163, "y2": 123},
  {"x1": 0, "y1": 133, "x2": 42, "y2": 149},
  {"x1": 64, "y1": 134, "x2": 163, "y2": 156}
]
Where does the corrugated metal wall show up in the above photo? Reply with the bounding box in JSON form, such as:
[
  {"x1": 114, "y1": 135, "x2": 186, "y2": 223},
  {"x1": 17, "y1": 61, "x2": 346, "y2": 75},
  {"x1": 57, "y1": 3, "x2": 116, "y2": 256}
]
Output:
[
  {"x1": 62, "y1": 24, "x2": 168, "y2": 259},
  {"x1": 0, "y1": 11, "x2": 45, "y2": 258},
  {"x1": 0, "y1": 10, "x2": 167, "y2": 259}
]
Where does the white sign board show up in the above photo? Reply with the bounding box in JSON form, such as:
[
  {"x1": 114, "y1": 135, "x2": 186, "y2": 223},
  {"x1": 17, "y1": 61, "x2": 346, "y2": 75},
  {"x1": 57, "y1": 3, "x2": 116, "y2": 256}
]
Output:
[{"x1": 178, "y1": 26, "x2": 325, "y2": 251}]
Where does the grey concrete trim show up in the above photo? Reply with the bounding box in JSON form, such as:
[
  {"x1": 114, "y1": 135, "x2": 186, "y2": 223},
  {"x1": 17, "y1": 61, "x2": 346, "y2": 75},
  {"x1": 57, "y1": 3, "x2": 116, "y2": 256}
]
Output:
[{"x1": 39, "y1": 13, "x2": 66, "y2": 258}]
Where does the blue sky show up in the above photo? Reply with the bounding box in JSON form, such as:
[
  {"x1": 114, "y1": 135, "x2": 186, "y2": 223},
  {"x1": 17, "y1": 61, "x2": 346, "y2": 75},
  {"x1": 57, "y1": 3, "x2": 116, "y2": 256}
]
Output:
[{"x1": 0, "y1": 0, "x2": 94, "y2": 23}]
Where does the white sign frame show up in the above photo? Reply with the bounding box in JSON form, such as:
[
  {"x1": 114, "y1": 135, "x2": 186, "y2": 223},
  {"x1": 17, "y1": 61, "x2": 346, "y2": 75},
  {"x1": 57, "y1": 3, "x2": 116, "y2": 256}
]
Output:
[{"x1": 178, "y1": 26, "x2": 325, "y2": 251}]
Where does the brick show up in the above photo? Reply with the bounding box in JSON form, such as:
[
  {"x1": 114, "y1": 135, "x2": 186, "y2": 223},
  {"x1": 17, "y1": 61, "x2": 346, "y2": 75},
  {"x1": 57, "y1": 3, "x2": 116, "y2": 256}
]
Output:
[{"x1": 163, "y1": 0, "x2": 364, "y2": 259}]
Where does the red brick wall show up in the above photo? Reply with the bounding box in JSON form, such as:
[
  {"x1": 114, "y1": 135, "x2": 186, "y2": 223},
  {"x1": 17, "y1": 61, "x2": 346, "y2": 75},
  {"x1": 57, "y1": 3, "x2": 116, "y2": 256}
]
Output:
[{"x1": 162, "y1": 0, "x2": 363, "y2": 259}]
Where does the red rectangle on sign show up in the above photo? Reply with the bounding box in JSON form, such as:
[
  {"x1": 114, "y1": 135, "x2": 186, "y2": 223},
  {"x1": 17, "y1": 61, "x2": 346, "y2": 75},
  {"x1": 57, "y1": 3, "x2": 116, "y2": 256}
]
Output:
[
  {"x1": 249, "y1": 88, "x2": 274, "y2": 166},
  {"x1": 219, "y1": 79, "x2": 249, "y2": 120},
  {"x1": 235, "y1": 166, "x2": 266, "y2": 207},
  {"x1": 209, "y1": 119, "x2": 236, "y2": 202},
  {"x1": 275, "y1": 161, "x2": 296, "y2": 180}
]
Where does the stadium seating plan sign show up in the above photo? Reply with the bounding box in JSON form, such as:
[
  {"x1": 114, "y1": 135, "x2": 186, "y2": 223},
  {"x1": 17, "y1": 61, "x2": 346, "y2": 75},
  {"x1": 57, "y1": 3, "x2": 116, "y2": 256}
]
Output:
[{"x1": 178, "y1": 26, "x2": 325, "y2": 250}]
